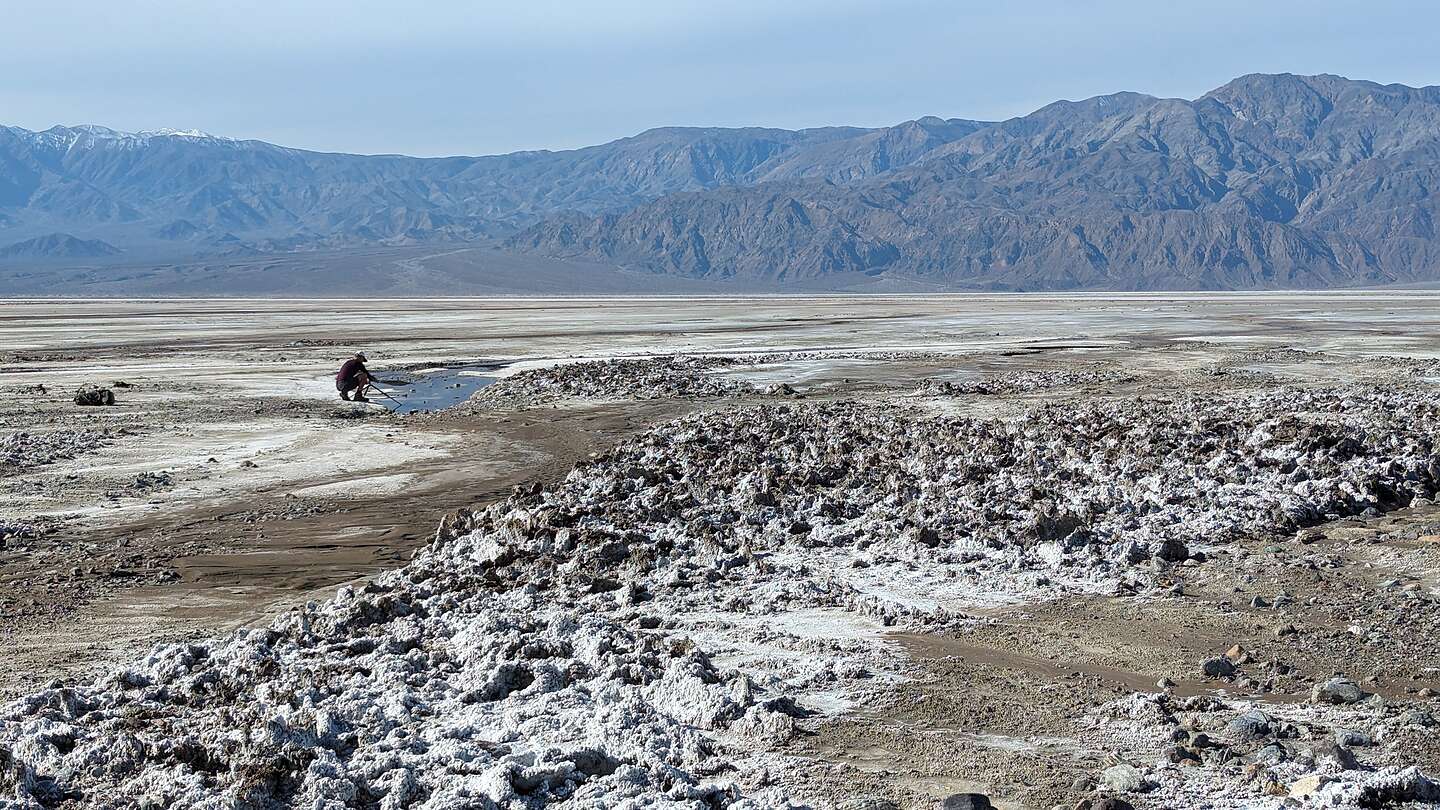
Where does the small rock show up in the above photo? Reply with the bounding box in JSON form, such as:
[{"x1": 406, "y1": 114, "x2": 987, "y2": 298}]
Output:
[
  {"x1": 939, "y1": 794, "x2": 993, "y2": 810},
  {"x1": 1230, "y1": 710, "x2": 1273, "y2": 740},
  {"x1": 1201, "y1": 657, "x2": 1236, "y2": 678},
  {"x1": 1251, "y1": 743, "x2": 1288, "y2": 765},
  {"x1": 1324, "y1": 744, "x2": 1359, "y2": 770},
  {"x1": 1335, "y1": 729, "x2": 1372, "y2": 747},
  {"x1": 73, "y1": 386, "x2": 116, "y2": 406},
  {"x1": 1099, "y1": 763, "x2": 1143, "y2": 793},
  {"x1": 1311, "y1": 677, "x2": 1365, "y2": 705},
  {"x1": 1190, "y1": 732, "x2": 1218, "y2": 749},
  {"x1": 1289, "y1": 774, "x2": 1332, "y2": 799},
  {"x1": 1154, "y1": 538, "x2": 1189, "y2": 563}
]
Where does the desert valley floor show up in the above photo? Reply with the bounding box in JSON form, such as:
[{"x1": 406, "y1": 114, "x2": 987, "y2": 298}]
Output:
[{"x1": 2, "y1": 294, "x2": 1440, "y2": 809}]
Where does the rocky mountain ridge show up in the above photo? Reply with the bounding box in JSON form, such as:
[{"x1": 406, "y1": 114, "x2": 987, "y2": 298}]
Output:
[
  {"x1": 0, "y1": 118, "x2": 981, "y2": 260},
  {"x1": 511, "y1": 74, "x2": 1440, "y2": 289},
  {"x1": 5, "y1": 73, "x2": 1440, "y2": 290}
]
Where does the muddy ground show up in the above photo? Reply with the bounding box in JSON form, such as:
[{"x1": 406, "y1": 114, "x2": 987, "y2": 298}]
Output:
[{"x1": 2, "y1": 294, "x2": 1440, "y2": 808}]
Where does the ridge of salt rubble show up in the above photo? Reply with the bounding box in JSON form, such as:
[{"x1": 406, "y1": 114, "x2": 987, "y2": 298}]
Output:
[
  {"x1": 1, "y1": 429, "x2": 112, "y2": 475},
  {"x1": 913, "y1": 369, "x2": 1135, "y2": 396},
  {"x1": 471, "y1": 351, "x2": 966, "y2": 409},
  {"x1": 1224, "y1": 348, "x2": 1440, "y2": 378},
  {"x1": 473, "y1": 357, "x2": 756, "y2": 407},
  {"x1": 4, "y1": 386, "x2": 1440, "y2": 807}
]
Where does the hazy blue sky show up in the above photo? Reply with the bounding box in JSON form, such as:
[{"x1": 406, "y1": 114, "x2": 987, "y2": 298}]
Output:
[{"x1": 4, "y1": 0, "x2": 1438, "y2": 157}]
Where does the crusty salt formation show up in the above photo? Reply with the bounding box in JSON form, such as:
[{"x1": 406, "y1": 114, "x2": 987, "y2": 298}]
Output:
[
  {"x1": 4, "y1": 386, "x2": 1439, "y2": 808},
  {"x1": 0, "y1": 577, "x2": 795, "y2": 808},
  {"x1": 1084, "y1": 692, "x2": 1440, "y2": 809},
  {"x1": 914, "y1": 368, "x2": 1133, "y2": 396},
  {"x1": 475, "y1": 357, "x2": 754, "y2": 406},
  {"x1": 0, "y1": 430, "x2": 111, "y2": 475},
  {"x1": 466, "y1": 387, "x2": 1438, "y2": 613}
]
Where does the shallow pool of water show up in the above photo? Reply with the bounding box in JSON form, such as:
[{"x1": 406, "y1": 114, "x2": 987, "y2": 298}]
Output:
[{"x1": 376, "y1": 364, "x2": 498, "y2": 413}]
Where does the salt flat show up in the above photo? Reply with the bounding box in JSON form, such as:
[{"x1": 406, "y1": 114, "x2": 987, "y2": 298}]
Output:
[{"x1": 2, "y1": 295, "x2": 1439, "y2": 809}]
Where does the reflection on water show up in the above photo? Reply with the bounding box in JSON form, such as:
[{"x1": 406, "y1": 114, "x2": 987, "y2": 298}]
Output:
[{"x1": 378, "y1": 364, "x2": 499, "y2": 413}]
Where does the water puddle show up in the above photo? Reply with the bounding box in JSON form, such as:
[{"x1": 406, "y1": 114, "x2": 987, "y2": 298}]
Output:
[{"x1": 378, "y1": 363, "x2": 499, "y2": 413}]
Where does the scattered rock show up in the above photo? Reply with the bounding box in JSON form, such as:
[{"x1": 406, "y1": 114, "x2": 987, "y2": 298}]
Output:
[
  {"x1": 1312, "y1": 677, "x2": 1366, "y2": 705},
  {"x1": 73, "y1": 386, "x2": 115, "y2": 406},
  {"x1": 1325, "y1": 744, "x2": 1360, "y2": 770},
  {"x1": 1403, "y1": 709, "x2": 1436, "y2": 728},
  {"x1": 939, "y1": 794, "x2": 993, "y2": 810},
  {"x1": 1100, "y1": 763, "x2": 1144, "y2": 793},
  {"x1": 1230, "y1": 710, "x2": 1274, "y2": 739},
  {"x1": 1202, "y1": 657, "x2": 1236, "y2": 678},
  {"x1": 1154, "y1": 537, "x2": 1189, "y2": 563},
  {"x1": 1289, "y1": 774, "x2": 1333, "y2": 799},
  {"x1": 1252, "y1": 743, "x2": 1288, "y2": 766}
]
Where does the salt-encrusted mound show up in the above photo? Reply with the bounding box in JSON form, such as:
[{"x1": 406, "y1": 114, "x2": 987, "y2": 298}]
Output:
[
  {"x1": 914, "y1": 368, "x2": 1133, "y2": 396},
  {"x1": 4, "y1": 386, "x2": 1440, "y2": 807},
  {"x1": 475, "y1": 356, "x2": 753, "y2": 406},
  {"x1": 0, "y1": 430, "x2": 111, "y2": 474},
  {"x1": 448, "y1": 387, "x2": 1439, "y2": 612},
  {"x1": 0, "y1": 578, "x2": 791, "y2": 808}
]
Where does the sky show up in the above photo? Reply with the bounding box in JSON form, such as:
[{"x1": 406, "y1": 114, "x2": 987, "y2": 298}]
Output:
[{"x1": 3, "y1": 0, "x2": 1438, "y2": 157}]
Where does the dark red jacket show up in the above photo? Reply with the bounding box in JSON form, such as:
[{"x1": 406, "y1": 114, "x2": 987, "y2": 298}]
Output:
[{"x1": 336, "y1": 358, "x2": 369, "y2": 383}]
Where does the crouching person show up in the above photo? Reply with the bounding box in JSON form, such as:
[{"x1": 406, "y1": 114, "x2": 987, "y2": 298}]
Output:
[{"x1": 336, "y1": 352, "x2": 375, "y2": 402}]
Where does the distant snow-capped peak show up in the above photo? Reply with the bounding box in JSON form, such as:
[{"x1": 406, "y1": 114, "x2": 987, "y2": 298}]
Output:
[{"x1": 13, "y1": 124, "x2": 238, "y2": 149}]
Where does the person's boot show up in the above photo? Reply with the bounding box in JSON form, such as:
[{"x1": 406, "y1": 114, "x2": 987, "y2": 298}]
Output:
[
  {"x1": 353, "y1": 392, "x2": 370, "y2": 403},
  {"x1": 339, "y1": 390, "x2": 350, "y2": 401}
]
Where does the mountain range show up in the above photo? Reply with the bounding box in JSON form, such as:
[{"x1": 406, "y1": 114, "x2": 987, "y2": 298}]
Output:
[{"x1": 4, "y1": 73, "x2": 1440, "y2": 291}]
